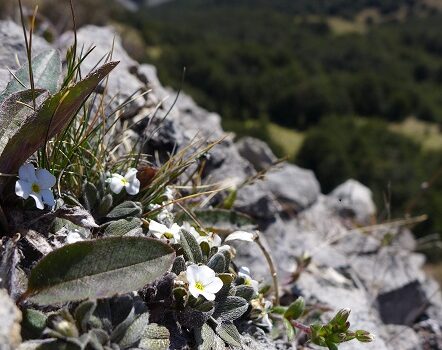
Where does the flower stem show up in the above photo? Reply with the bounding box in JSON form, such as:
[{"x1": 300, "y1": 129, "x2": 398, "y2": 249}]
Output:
[{"x1": 255, "y1": 232, "x2": 280, "y2": 305}]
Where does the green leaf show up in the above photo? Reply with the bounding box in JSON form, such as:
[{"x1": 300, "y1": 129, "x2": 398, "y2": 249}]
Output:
[
  {"x1": 207, "y1": 253, "x2": 226, "y2": 273},
  {"x1": 232, "y1": 285, "x2": 255, "y2": 301},
  {"x1": 139, "y1": 323, "x2": 170, "y2": 350},
  {"x1": 106, "y1": 201, "x2": 142, "y2": 220},
  {"x1": 21, "y1": 309, "x2": 47, "y2": 340},
  {"x1": 82, "y1": 182, "x2": 98, "y2": 212},
  {"x1": 195, "y1": 324, "x2": 224, "y2": 350},
  {"x1": 25, "y1": 236, "x2": 175, "y2": 305},
  {"x1": 171, "y1": 256, "x2": 186, "y2": 275},
  {"x1": 0, "y1": 89, "x2": 48, "y2": 159},
  {"x1": 0, "y1": 61, "x2": 118, "y2": 176},
  {"x1": 97, "y1": 194, "x2": 113, "y2": 217},
  {"x1": 215, "y1": 321, "x2": 242, "y2": 347},
  {"x1": 119, "y1": 312, "x2": 150, "y2": 349},
  {"x1": 213, "y1": 296, "x2": 248, "y2": 321},
  {"x1": 178, "y1": 209, "x2": 256, "y2": 234},
  {"x1": 0, "y1": 49, "x2": 62, "y2": 104},
  {"x1": 74, "y1": 300, "x2": 96, "y2": 333},
  {"x1": 283, "y1": 318, "x2": 295, "y2": 341},
  {"x1": 179, "y1": 229, "x2": 203, "y2": 263},
  {"x1": 284, "y1": 297, "x2": 305, "y2": 320},
  {"x1": 102, "y1": 217, "x2": 142, "y2": 236}
]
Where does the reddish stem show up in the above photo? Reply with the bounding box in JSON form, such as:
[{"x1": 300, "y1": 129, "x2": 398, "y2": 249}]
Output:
[{"x1": 291, "y1": 320, "x2": 312, "y2": 334}]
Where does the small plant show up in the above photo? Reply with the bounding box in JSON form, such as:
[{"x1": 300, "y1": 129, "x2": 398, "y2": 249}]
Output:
[{"x1": 0, "y1": 3, "x2": 374, "y2": 350}]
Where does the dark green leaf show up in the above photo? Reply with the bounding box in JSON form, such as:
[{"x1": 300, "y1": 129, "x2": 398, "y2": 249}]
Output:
[
  {"x1": 119, "y1": 312, "x2": 150, "y2": 349},
  {"x1": 215, "y1": 321, "x2": 242, "y2": 347},
  {"x1": 284, "y1": 296, "x2": 305, "y2": 320},
  {"x1": 232, "y1": 285, "x2": 255, "y2": 301},
  {"x1": 171, "y1": 256, "x2": 186, "y2": 275},
  {"x1": 82, "y1": 182, "x2": 98, "y2": 212},
  {"x1": 213, "y1": 296, "x2": 248, "y2": 321},
  {"x1": 25, "y1": 236, "x2": 175, "y2": 305},
  {"x1": 0, "y1": 61, "x2": 118, "y2": 175},
  {"x1": 102, "y1": 217, "x2": 142, "y2": 236},
  {"x1": 74, "y1": 300, "x2": 97, "y2": 333},
  {"x1": 207, "y1": 253, "x2": 226, "y2": 273},
  {"x1": 106, "y1": 201, "x2": 142, "y2": 220},
  {"x1": 179, "y1": 229, "x2": 203, "y2": 263},
  {"x1": 21, "y1": 309, "x2": 47, "y2": 340},
  {"x1": 139, "y1": 323, "x2": 170, "y2": 350}
]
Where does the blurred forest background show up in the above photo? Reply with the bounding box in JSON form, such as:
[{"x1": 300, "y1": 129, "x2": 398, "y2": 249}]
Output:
[{"x1": 3, "y1": 0, "x2": 442, "y2": 260}]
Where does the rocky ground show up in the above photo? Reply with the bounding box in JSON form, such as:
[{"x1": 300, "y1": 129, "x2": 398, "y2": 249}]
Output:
[{"x1": 1, "y1": 20, "x2": 442, "y2": 349}]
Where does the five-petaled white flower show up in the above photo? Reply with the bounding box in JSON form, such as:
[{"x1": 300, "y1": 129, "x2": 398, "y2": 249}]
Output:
[
  {"x1": 149, "y1": 220, "x2": 181, "y2": 243},
  {"x1": 15, "y1": 163, "x2": 56, "y2": 210},
  {"x1": 238, "y1": 266, "x2": 259, "y2": 294},
  {"x1": 186, "y1": 265, "x2": 223, "y2": 301},
  {"x1": 108, "y1": 168, "x2": 140, "y2": 195}
]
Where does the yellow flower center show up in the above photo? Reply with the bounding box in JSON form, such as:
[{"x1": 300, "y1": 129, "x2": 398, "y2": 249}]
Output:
[
  {"x1": 244, "y1": 278, "x2": 252, "y2": 286},
  {"x1": 121, "y1": 178, "x2": 129, "y2": 185},
  {"x1": 164, "y1": 231, "x2": 174, "y2": 239},
  {"x1": 195, "y1": 281, "x2": 204, "y2": 291},
  {"x1": 31, "y1": 183, "x2": 41, "y2": 193}
]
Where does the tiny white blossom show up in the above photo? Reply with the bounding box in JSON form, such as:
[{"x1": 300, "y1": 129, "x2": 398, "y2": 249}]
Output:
[
  {"x1": 108, "y1": 168, "x2": 140, "y2": 195},
  {"x1": 238, "y1": 266, "x2": 259, "y2": 294},
  {"x1": 225, "y1": 231, "x2": 256, "y2": 243},
  {"x1": 182, "y1": 222, "x2": 222, "y2": 248},
  {"x1": 186, "y1": 265, "x2": 223, "y2": 301},
  {"x1": 149, "y1": 220, "x2": 181, "y2": 243},
  {"x1": 15, "y1": 163, "x2": 56, "y2": 210}
]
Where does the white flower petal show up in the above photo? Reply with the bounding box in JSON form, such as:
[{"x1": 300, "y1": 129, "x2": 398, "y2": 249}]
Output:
[
  {"x1": 212, "y1": 234, "x2": 222, "y2": 247},
  {"x1": 35, "y1": 168, "x2": 56, "y2": 189},
  {"x1": 239, "y1": 266, "x2": 251, "y2": 276},
  {"x1": 30, "y1": 193, "x2": 44, "y2": 210},
  {"x1": 109, "y1": 176, "x2": 124, "y2": 194},
  {"x1": 188, "y1": 284, "x2": 202, "y2": 299},
  {"x1": 149, "y1": 220, "x2": 169, "y2": 234},
  {"x1": 204, "y1": 276, "x2": 223, "y2": 294},
  {"x1": 126, "y1": 178, "x2": 140, "y2": 195},
  {"x1": 170, "y1": 223, "x2": 182, "y2": 235},
  {"x1": 15, "y1": 180, "x2": 31, "y2": 199},
  {"x1": 198, "y1": 265, "x2": 216, "y2": 283},
  {"x1": 18, "y1": 163, "x2": 37, "y2": 182},
  {"x1": 225, "y1": 231, "x2": 256, "y2": 243},
  {"x1": 186, "y1": 264, "x2": 200, "y2": 284},
  {"x1": 41, "y1": 189, "x2": 55, "y2": 207},
  {"x1": 200, "y1": 290, "x2": 216, "y2": 301},
  {"x1": 124, "y1": 168, "x2": 138, "y2": 182}
]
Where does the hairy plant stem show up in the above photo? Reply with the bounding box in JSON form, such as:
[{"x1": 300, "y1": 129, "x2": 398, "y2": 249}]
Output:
[
  {"x1": 255, "y1": 232, "x2": 280, "y2": 305},
  {"x1": 290, "y1": 320, "x2": 312, "y2": 334}
]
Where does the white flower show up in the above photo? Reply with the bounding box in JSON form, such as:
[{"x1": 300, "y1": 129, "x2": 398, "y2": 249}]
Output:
[
  {"x1": 225, "y1": 231, "x2": 256, "y2": 243},
  {"x1": 108, "y1": 168, "x2": 140, "y2": 195},
  {"x1": 238, "y1": 266, "x2": 259, "y2": 294},
  {"x1": 15, "y1": 163, "x2": 56, "y2": 210},
  {"x1": 149, "y1": 220, "x2": 181, "y2": 243},
  {"x1": 186, "y1": 265, "x2": 223, "y2": 301}
]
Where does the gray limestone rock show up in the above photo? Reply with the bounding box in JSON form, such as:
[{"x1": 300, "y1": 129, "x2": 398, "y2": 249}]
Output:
[
  {"x1": 0, "y1": 20, "x2": 51, "y2": 70},
  {"x1": 236, "y1": 136, "x2": 278, "y2": 171},
  {"x1": 266, "y1": 164, "x2": 321, "y2": 213},
  {"x1": 328, "y1": 179, "x2": 376, "y2": 225},
  {"x1": 0, "y1": 289, "x2": 22, "y2": 348}
]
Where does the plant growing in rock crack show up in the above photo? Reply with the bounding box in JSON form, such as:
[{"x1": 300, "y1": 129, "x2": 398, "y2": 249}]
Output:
[{"x1": 0, "y1": 3, "x2": 374, "y2": 350}]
